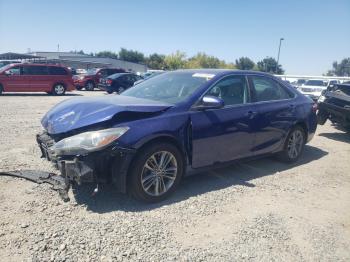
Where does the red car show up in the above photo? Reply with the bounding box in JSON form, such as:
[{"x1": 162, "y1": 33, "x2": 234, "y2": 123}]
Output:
[
  {"x1": 0, "y1": 63, "x2": 75, "y2": 95},
  {"x1": 73, "y1": 68, "x2": 125, "y2": 91}
]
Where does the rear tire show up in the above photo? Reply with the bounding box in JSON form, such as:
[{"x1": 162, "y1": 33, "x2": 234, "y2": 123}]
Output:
[
  {"x1": 129, "y1": 143, "x2": 184, "y2": 203},
  {"x1": 85, "y1": 81, "x2": 95, "y2": 91},
  {"x1": 0, "y1": 84, "x2": 3, "y2": 95},
  {"x1": 277, "y1": 126, "x2": 306, "y2": 163},
  {"x1": 52, "y1": 84, "x2": 66, "y2": 96},
  {"x1": 75, "y1": 86, "x2": 83, "y2": 91}
]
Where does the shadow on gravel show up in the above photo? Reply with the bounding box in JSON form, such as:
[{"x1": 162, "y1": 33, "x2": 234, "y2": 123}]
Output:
[
  {"x1": 0, "y1": 93, "x2": 82, "y2": 97},
  {"x1": 72, "y1": 145, "x2": 328, "y2": 213},
  {"x1": 318, "y1": 132, "x2": 350, "y2": 143}
]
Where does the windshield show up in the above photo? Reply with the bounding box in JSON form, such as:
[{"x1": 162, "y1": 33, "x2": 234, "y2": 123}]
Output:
[
  {"x1": 305, "y1": 80, "x2": 325, "y2": 86},
  {"x1": 121, "y1": 71, "x2": 213, "y2": 103}
]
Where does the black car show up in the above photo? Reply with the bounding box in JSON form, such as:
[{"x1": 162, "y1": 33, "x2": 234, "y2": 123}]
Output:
[
  {"x1": 317, "y1": 83, "x2": 350, "y2": 131},
  {"x1": 98, "y1": 73, "x2": 143, "y2": 94}
]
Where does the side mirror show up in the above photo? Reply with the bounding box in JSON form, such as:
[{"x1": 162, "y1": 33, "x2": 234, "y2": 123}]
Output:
[
  {"x1": 193, "y1": 95, "x2": 224, "y2": 110},
  {"x1": 4, "y1": 70, "x2": 12, "y2": 76}
]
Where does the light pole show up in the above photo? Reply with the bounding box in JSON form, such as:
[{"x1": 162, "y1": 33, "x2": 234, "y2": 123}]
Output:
[{"x1": 276, "y1": 38, "x2": 284, "y2": 73}]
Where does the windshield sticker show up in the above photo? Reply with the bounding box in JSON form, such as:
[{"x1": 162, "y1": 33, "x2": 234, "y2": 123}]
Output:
[{"x1": 192, "y1": 73, "x2": 215, "y2": 80}]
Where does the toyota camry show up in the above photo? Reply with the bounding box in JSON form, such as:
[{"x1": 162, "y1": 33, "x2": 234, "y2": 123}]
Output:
[{"x1": 37, "y1": 70, "x2": 317, "y2": 202}]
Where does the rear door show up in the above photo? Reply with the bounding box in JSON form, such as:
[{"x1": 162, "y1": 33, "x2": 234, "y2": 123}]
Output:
[
  {"x1": 25, "y1": 65, "x2": 51, "y2": 91},
  {"x1": 190, "y1": 74, "x2": 257, "y2": 168},
  {"x1": 248, "y1": 75, "x2": 297, "y2": 155}
]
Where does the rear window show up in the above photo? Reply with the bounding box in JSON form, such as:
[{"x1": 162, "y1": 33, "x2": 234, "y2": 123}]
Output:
[{"x1": 48, "y1": 67, "x2": 68, "y2": 75}]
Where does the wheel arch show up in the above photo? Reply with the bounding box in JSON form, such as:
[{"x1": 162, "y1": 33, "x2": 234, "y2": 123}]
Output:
[{"x1": 112, "y1": 134, "x2": 189, "y2": 194}]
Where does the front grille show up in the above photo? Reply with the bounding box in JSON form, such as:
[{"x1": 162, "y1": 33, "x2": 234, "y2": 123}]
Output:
[{"x1": 302, "y1": 88, "x2": 313, "y2": 92}]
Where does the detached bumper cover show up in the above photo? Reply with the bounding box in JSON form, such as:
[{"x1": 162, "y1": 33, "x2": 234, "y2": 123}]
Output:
[{"x1": 0, "y1": 170, "x2": 70, "y2": 202}]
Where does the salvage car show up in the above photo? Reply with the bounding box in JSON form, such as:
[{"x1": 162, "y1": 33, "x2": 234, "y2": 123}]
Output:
[
  {"x1": 0, "y1": 63, "x2": 75, "y2": 95},
  {"x1": 37, "y1": 70, "x2": 317, "y2": 202},
  {"x1": 98, "y1": 73, "x2": 143, "y2": 94},
  {"x1": 317, "y1": 83, "x2": 350, "y2": 131},
  {"x1": 73, "y1": 68, "x2": 125, "y2": 91}
]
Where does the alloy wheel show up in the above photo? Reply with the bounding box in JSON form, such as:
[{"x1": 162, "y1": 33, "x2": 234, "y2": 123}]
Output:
[
  {"x1": 54, "y1": 84, "x2": 65, "y2": 95},
  {"x1": 287, "y1": 130, "x2": 304, "y2": 159},
  {"x1": 141, "y1": 151, "x2": 178, "y2": 196}
]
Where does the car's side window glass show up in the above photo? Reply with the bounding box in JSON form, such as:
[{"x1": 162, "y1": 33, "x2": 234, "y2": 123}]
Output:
[
  {"x1": 48, "y1": 67, "x2": 67, "y2": 75},
  {"x1": 251, "y1": 76, "x2": 292, "y2": 102},
  {"x1": 207, "y1": 75, "x2": 248, "y2": 106},
  {"x1": 8, "y1": 66, "x2": 21, "y2": 75},
  {"x1": 24, "y1": 66, "x2": 48, "y2": 75}
]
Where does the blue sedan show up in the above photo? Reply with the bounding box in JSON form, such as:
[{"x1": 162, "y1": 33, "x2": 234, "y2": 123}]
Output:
[{"x1": 37, "y1": 69, "x2": 317, "y2": 202}]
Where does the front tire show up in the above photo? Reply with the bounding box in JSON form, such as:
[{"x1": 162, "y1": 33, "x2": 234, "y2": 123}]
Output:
[
  {"x1": 52, "y1": 84, "x2": 66, "y2": 96},
  {"x1": 129, "y1": 143, "x2": 184, "y2": 203},
  {"x1": 0, "y1": 84, "x2": 3, "y2": 95},
  {"x1": 278, "y1": 126, "x2": 306, "y2": 163}
]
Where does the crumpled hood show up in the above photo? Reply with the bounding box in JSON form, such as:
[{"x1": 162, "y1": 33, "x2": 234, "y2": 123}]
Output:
[{"x1": 42, "y1": 95, "x2": 172, "y2": 135}]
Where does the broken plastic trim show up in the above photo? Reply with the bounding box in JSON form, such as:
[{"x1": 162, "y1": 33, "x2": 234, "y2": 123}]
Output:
[{"x1": 0, "y1": 170, "x2": 70, "y2": 202}]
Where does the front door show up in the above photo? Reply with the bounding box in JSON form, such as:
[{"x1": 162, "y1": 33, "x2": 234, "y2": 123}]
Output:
[
  {"x1": 190, "y1": 75, "x2": 257, "y2": 168},
  {"x1": 3, "y1": 65, "x2": 31, "y2": 92}
]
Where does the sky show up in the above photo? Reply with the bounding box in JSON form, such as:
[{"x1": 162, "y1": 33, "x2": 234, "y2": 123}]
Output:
[{"x1": 0, "y1": 0, "x2": 349, "y2": 75}]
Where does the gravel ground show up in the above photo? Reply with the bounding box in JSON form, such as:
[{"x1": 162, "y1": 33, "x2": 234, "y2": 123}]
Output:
[{"x1": 0, "y1": 91, "x2": 349, "y2": 262}]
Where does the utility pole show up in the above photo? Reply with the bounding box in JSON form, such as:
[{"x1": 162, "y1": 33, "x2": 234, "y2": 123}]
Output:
[
  {"x1": 276, "y1": 38, "x2": 284, "y2": 73},
  {"x1": 57, "y1": 44, "x2": 60, "y2": 52}
]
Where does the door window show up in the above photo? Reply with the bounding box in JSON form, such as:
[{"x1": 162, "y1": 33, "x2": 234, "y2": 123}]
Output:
[
  {"x1": 8, "y1": 66, "x2": 21, "y2": 75},
  {"x1": 250, "y1": 76, "x2": 293, "y2": 102},
  {"x1": 48, "y1": 67, "x2": 67, "y2": 75},
  {"x1": 207, "y1": 75, "x2": 248, "y2": 106},
  {"x1": 23, "y1": 66, "x2": 48, "y2": 75}
]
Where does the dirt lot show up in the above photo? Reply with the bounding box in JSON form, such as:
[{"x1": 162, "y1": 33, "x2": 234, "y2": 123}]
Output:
[{"x1": 0, "y1": 91, "x2": 349, "y2": 262}]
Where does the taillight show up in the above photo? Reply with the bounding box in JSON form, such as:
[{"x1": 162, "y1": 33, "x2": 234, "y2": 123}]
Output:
[
  {"x1": 312, "y1": 103, "x2": 318, "y2": 113},
  {"x1": 106, "y1": 79, "x2": 113, "y2": 86}
]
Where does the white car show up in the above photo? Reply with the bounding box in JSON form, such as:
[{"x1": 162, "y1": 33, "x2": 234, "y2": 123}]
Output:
[{"x1": 299, "y1": 79, "x2": 339, "y2": 100}]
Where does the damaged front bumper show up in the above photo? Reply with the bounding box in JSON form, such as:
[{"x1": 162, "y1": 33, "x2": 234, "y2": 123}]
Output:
[{"x1": 36, "y1": 132, "x2": 136, "y2": 193}]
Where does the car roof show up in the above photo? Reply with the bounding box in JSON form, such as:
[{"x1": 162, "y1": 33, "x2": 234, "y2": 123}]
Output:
[
  {"x1": 9, "y1": 63, "x2": 66, "y2": 67},
  {"x1": 174, "y1": 68, "x2": 275, "y2": 77}
]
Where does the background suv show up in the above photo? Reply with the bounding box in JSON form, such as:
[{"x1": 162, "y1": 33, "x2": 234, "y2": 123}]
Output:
[
  {"x1": 73, "y1": 68, "x2": 125, "y2": 91},
  {"x1": 0, "y1": 63, "x2": 74, "y2": 95}
]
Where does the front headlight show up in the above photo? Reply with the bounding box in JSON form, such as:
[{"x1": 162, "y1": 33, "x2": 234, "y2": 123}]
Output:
[{"x1": 52, "y1": 127, "x2": 129, "y2": 156}]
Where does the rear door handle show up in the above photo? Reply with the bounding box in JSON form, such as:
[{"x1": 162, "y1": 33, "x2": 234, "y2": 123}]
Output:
[{"x1": 246, "y1": 110, "x2": 258, "y2": 118}]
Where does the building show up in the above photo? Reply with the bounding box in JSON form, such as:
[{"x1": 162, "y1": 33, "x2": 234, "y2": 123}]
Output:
[{"x1": 29, "y1": 52, "x2": 147, "y2": 73}]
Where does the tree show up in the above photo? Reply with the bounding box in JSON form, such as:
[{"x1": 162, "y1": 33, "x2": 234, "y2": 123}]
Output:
[
  {"x1": 186, "y1": 52, "x2": 221, "y2": 68},
  {"x1": 235, "y1": 57, "x2": 255, "y2": 70},
  {"x1": 146, "y1": 53, "x2": 166, "y2": 69},
  {"x1": 118, "y1": 48, "x2": 145, "y2": 63},
  {"x1": 257, "y1": 57, "x2": 284, "y2": 74},
  {"x1": 164, "y1": 51, "x2": 187, "y2": 70},
  {"x1": 69, "y1": 50, "x2": 86, "y2": 55},
  {"x1": 95, "y1": 51, "x2": 118, "y2": 59},
  {"x1": 326, "y1": 58, "x2": 350, "y2": 76}
]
